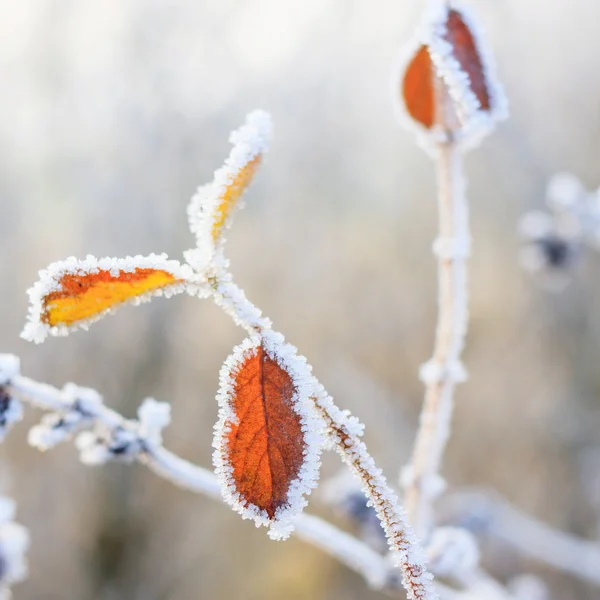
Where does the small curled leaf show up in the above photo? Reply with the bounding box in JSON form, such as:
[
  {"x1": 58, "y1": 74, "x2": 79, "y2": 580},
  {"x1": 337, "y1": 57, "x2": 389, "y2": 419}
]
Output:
[
  {"x1": 213, "y1": 333, "x2": 322, "y2": 540},
  {"x1": 186, "y1": 111, "x2": 272, "y2": 272},
  {"x1": 212, "y1": 155, "x2": 262, "y2": 243},
  {"x1": 22, "y1": 254, "x2": 193, "y2": 343}
]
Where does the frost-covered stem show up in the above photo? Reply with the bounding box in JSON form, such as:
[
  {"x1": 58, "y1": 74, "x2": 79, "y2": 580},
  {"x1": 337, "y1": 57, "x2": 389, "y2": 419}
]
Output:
[
  {"x1": 208, "y1": 268, "x2": 271, "y2": 334},
  {"x1": 313, "y1": 397, "x2": 437, "y2": 600},
  {"x1": 405, "y1": 138, "x2": 469, "y2": 538},
  {"x1": 447, "y1": 490, "x2": 600, "y2": 587},
  {"x1": 207, "y1": 273, "x2": 438, "y2": 599}
]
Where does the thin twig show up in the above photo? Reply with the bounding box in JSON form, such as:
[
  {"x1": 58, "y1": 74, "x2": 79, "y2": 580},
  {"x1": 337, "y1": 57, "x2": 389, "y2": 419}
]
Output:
[
  {"x1": 446, "y1": 490, "x2": 600, "y2": 587},
  {"x1": 314, "y1": 399, "x2": 436, "y2": 599},
  {"x1": 404, "y1": 136, "x2": 470, "y2": 539}
]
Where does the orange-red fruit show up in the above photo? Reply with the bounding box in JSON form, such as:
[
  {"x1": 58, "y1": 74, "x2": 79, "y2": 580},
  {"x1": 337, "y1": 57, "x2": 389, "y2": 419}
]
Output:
[{"x1": 225, "y1": 345, "x2": 305, "y2": 518}]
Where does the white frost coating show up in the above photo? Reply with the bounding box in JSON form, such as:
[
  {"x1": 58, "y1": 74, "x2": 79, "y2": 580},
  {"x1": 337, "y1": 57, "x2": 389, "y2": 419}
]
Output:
[
  {"x1": 21, "y1": 253, "x2": 195, "y2": 344},
  {"x1": 0, "y1": 399, "x2": 23, "y2": 443},
  {"x1": 449, "y1": 490, "x2": 600, "y2": 587},
  {"x1": 28, "y1": 383, "x2": 102, "y2": 450},
  {"x1": 401, "y1": 467, "x2": 446, "y2": 501},
  {"x1": 211, "y1": 271, "x2": 272, "y2": 333},
  {"x1": 4, "y1": 366, "x2": 445, "y2": 595},
  {"x1": 0, "y1": 498, "x2": 29, "y2": 590},
  {"x1": 507, "y1": 575, "x2": 550, "y2": 600},
  {"x1": 212, "y1": 330, "x2": 325, "y2": 541},
  {"x1": 546, "y1": 172, "x2": 585, "y2": 212},
  {"x1": 76, "y1": 398, "x2": 172, "y2": 465},
  {"x1": 0, "y1": 357, "x2": 22, "y2": 441},
  {"x1": 419, "y1": 360, "x2": 467, "y2": 385},
  {"x1": 185, "y1": 110, "x2": 272, "y2": 273},
  {"x1": 404, "y1": 141, "x2": 470, "y2": 539},
  {"x1": 518, "y1": 211, "x2": 555, "y2": 241},
  {"x1": 427, "y1": 0, "x2": 507, "y2": 146},
  {"x1": 0, "y1": 500, "x2": 15, "y2": 527},
  {"x1": 138, "y1": 398, "x2": 171, "y2": 444},
  {"x1": 426, "y1": 527, "x2": 479, "y2": 578},
  {"x1": 432, "y1": 237, "x2": 471, "y2": 260},
  {"x1": 0, "y1": 357, "x2": 19, "y2": 387},
  {"x1": 393, "y1": 0, "x2": 507, "y2": 150},
  {"x1": 76, "y1": 423, "x2": 140, "y2": 465},
  {"x1": 313, "y1": 388, "x2": 437, "y2": 600}
]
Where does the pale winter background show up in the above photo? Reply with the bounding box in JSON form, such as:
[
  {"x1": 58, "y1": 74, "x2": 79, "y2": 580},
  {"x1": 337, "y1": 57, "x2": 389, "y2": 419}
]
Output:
[{"x1": 1, "y1": 1, "x2": 600, "y2": 599}]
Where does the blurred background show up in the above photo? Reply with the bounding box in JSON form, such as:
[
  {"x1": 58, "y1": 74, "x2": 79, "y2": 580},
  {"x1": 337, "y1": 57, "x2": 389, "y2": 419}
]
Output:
[{"x1": 2, "y1": 0, "x2": 600, "y2": 598}]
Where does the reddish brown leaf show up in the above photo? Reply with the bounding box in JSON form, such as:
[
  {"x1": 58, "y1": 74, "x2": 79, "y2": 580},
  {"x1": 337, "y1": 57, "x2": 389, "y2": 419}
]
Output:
[
  {"x1": 443, "y1": 9, "x2": 491, "y2": 111},
  {"x1": 402, "y1": 45, "x2": 436, "y2": 129},
  {"x1": 224, "y1": 344, "x2": 306, "y2": 518}
]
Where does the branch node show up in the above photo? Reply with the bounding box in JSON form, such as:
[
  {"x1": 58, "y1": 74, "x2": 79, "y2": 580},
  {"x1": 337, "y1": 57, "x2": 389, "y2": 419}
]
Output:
[
  {"x1": 419, "y1": 360, "x2": 468, "y2": 385},
  {"x1": 432, "y1": 236, "x2": 471, "y2": 260}
]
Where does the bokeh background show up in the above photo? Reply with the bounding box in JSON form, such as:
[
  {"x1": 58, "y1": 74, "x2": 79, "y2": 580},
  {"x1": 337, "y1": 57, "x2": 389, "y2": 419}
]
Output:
[{"x1": 2, "y1": 1, "x2": 600, "y2": 598}]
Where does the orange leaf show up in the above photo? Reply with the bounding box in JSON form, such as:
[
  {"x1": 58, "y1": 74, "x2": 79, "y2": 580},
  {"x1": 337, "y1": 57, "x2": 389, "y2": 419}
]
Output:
[
  {"x1": 186, "y1": 111, "x2": 272, "y2": 272},
  {"x1": 402, "y1": 45, "x2": 435, "y2": 130},
  {"x1": 212, "y1": 155, "x2": 262, "y2": 243},
  {"x1": 22, "y1": 255, "x2": 192, "y2": 343},
  {"x1": 43, "y1": 268, "x2": 178, "y2": 326},
  {"x1": 214, "y1": 335, "x2": 322, "y2": 538}
]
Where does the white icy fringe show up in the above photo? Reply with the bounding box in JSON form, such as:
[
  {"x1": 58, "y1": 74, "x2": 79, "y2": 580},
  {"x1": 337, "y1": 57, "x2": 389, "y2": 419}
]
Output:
[
  {"x1": 0, "y1": 356, "x2": 23, "y2": 441},
  {"x1": 211, "y1": 272, "x2": 272, "y2": 333},
  {"x1": 185, "y1": 110, "x2": 272, "y2": 272},
  {"x1": 313, "y1": 387, "x2": 437, "y2": 600},
  {"x1": 427, "y1": 0, "x2": 507, "y2": 142},
  {"x1": 212, "y1": 330, "x2": 324, "y2": 541},
  {"x1": 394, "y1": 0, "x2": 507, "y2": 150},
  {"x1": 21, "y1": 253, "x2": 195, "y2": 344},
  {"x1": 0, "y1": 497, "x2": 29, "y2": 592},
  {"x1": 76, "y1": 397, "x2": 171, "y2": 465}
]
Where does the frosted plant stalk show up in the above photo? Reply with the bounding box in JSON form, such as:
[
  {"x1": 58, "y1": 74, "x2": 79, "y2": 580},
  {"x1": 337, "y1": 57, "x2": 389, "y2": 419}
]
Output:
[
  {"x1": 405, "y1": 138, "x2": 469, "y2": 538},
  {"x1": 447, "y1": 490, "x2": 600, "y2": 588},
  {"x1": 13, "y1": 110, "x2": 438, "y2": 599}
]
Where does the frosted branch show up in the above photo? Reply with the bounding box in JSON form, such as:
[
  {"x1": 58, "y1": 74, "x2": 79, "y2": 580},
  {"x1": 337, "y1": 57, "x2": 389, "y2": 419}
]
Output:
[
  {"x1": 446, "y1": 490, "x2": 600, "y2": 588},
  {"x1": 313, "y1": 393, "x2": 437, "y2": 599},
  {"x1": 404, "y1": 139, "x2": 470, "y2": 538},
  {"x1": 0, "y1": 496, "x2": 29, "y2": 599}
]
